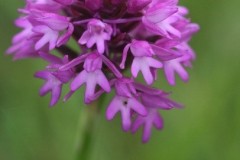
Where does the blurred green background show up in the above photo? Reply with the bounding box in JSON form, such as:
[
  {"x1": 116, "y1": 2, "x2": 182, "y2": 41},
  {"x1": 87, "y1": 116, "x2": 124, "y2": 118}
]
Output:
[{"x1": 0, "y1": 0, "x2": 240, "y2": 160}]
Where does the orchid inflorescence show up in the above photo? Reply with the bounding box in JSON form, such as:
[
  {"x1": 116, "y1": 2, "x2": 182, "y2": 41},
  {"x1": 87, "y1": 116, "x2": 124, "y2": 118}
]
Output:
[{"x1": 7, "y1": 0, "x2": 199, "y2": 143}]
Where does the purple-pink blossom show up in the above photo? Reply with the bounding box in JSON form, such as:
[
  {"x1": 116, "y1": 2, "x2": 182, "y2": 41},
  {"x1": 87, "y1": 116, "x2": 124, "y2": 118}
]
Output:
[
  {"x1": 78, "y1": 19, "x2": 112, "y2": 54},
  {"x1": 7, "y1": 0, "x2": 199, "y2": 142}
]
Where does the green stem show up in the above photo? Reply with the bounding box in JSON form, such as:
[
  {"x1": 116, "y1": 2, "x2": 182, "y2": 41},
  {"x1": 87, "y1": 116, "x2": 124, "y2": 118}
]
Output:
[{"x1": 75, "y1": 98, "x2": 104, "y2": 160}]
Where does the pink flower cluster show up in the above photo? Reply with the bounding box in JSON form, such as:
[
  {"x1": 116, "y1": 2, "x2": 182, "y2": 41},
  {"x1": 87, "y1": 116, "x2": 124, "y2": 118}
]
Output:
[{"x1": 7, "y1": 0, "x2": 199, "y2": 142}]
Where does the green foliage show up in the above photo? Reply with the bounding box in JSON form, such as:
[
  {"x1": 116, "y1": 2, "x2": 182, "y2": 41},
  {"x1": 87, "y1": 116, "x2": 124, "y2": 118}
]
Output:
[{"x1": 0, "y1": 0, "x2": 239, "y2": 160}]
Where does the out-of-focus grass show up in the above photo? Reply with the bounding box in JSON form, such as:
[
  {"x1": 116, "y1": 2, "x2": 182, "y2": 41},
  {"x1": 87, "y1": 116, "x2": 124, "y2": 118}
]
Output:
[{"x1": 0, "y1": 0, "x2": 239, "y2": 160}]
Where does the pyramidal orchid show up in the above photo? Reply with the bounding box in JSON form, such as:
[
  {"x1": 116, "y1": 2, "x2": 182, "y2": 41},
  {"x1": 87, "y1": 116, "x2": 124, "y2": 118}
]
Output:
[{"x1": 7, "y1": 0, "x2": 199, "y2": 143}]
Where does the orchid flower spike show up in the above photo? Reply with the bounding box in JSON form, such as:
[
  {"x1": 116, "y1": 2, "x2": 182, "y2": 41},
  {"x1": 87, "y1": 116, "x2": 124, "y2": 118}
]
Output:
[{"x1": 7, "y1": 0, "x2": 199, "y2": 143}]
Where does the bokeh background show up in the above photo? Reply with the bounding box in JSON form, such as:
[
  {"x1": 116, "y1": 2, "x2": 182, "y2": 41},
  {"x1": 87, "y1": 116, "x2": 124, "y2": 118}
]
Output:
[{"x1": 0, "y1": 0, "x2": 240, "y2": 160}]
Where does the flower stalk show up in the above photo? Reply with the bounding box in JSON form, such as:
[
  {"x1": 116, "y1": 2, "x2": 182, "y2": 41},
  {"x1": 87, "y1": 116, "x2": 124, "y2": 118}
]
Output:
[{"x1": 75, "y1": 101, "x2": 99, "y2": 160}]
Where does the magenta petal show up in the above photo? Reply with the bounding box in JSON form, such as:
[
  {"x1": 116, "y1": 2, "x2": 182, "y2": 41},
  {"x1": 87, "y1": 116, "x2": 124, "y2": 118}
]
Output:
[
  {"x1": 40, "y1": 82, "x2": 52, "y2": 96},
  {"x1": 133, "y1": 82, "x2": 165, "y2": 95},
  {"x1": 35, "y1": 12, "x2": 69, "y2": 30},
  {"x1": 39, "y1": 51, "x2": 62, "y2": 64},
  {"x1": 131, "y1": 108, "x2": 164, "y2": 143},
  {"x1": 129, "y1": 98, "x2": 147, "y2": 116},
  {"x1": 34, "y1": 71, "x2": 49, "y2": 80},
  {"x1": 142, "y1": 64, "x2": 154, "y2": 85},
  {"x1": 164, "y1": 57, "x2": 189, "y2": 85},
  {"x1": 106, "y1": 96, "x2": 121, "y2": 120},
  {"x1": 146, "y1": 57, "x2": 163, "y2": 68},
  {"x1": 35, "y1": 28, "x2": 58, "y2": 50},
  {"x1": 132, "y1": 116, "x2": 144, "y2": 133},
  {"x1": 96, "y1": 38, "x2": 105, "y2": 54},
  {"x1": 50, "y1": 85, "x2": 62, "y2": 106},
  {"x1": 78, "y1": 31, "x2": 92, "y2": 45},
  {"x1": 142, "y1": 123, "x2": 152, "y2": 143},
  {"x1": 175, "y1": 63, "x2": 189, "y2": 82},
  {"x1": 71, "y1": 70, "x2": 87, "y2": 91},
  {"x1": 57, "y1": 23, "x2": 74, "y2": 46},
  {"x1": 164, "y1": 64, "x2": 175, "y2": 85},
  {"x1": 153, "y1": 113, "x2": 164, "y2": 129},
  {"x1": 96, "y1": 70, "x2": 111, "y2": 92},
  {"x1": 84, "y1": 74, "x2": 97, "y2": 102},
  {"x1": 151, "y1": 44, "x2": 181, "y2": 61},
  {"x1": 144, "y1": 4, "x2": 177, "y2": 23},
  {"x1": 121, "y1": 107, "x2": 132, "y2": 131},
  {"x1": 131, "y1": 58, "x2": 141, "y2": 78},
  {"x1": 13, "y1": 29, "x2": 32, "y2": 43},
  {"x1": 86, "y1": 36, "x2": 96, "y2": 48}
]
